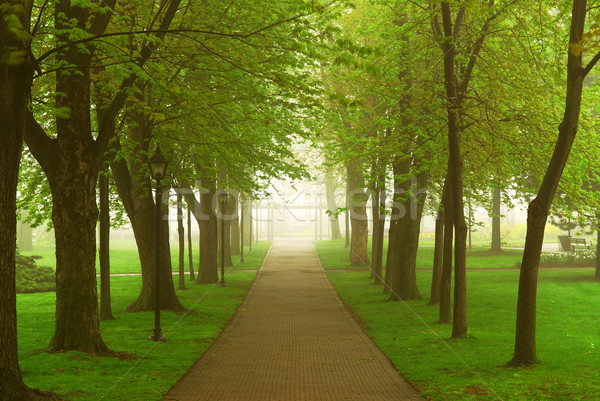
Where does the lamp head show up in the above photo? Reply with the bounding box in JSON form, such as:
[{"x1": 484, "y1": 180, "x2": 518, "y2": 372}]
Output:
[{"x1": 148, "y1": 145, "x2": 169, "y2": 180}]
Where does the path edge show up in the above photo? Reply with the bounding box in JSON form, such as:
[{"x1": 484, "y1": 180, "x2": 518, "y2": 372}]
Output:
[
  {"x1": 163, "y1": 244, "x2": 273, "y2": 400},
  {"x1": 311, "y1": 242, "x2": 427, "y2": 400}
]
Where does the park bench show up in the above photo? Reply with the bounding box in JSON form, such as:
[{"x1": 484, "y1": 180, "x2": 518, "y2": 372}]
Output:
[
  {"x1": 558, "y1": 235, "x2": 591, "y2": 251},
  {"x1": 570, "y1": 237, "x2": 590, "y2": 251}
]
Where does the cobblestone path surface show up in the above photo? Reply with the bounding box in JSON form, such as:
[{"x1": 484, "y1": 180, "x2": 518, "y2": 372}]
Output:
[{"x1": 164, "y1": 239, "x2": 425, "y2": 401}]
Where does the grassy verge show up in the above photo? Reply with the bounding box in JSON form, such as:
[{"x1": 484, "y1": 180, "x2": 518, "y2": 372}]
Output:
[
  {"x1": 316, "y1": 241, "x2": 600, "y2": 400},
  {"x1": 20, "y1": 240, "x2": 270, "y2": 274},
  {"x1": 18, "y1": 243, "x2": 270, "y2": 401},
  {"x1": 314, "y1": 239, "x2": 524, "y2": 270}
]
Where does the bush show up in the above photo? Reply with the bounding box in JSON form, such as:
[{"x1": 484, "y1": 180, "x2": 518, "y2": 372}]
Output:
[
  {"x1": 16, "y1": 253, "x2": 55, "y2": 293},
  {"x1": 539, "y1": 249, "x2": 596, "y2": 267}
]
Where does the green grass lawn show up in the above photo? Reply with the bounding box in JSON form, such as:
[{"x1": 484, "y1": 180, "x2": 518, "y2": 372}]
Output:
[
  {"x1": 21, "y1": 240, "x2": 270, "y2": 274},
  {"x1": 314, "y1": 238, "x2": 524, "y2": 270},
  {"x1": 316, "y1": 241, "x2": 600, "y2": 400},
  {"x1": 17, "y1": 242, "x2": 271, "y2": 401}
]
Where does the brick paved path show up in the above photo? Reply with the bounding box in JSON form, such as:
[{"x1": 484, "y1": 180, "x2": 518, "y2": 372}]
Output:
[{"x1": 164, "y1": 239, "x2": 425, "y2": 401}]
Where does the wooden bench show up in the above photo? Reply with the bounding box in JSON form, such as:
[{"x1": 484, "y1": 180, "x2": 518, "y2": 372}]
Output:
[{"x1": 570, "y1": 237, "x2": 590, "y2": 251}]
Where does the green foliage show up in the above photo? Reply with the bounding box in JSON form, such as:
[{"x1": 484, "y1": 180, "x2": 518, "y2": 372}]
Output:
[{"x1": 15, "y1": 252, "x2": 55, "y2": 294}]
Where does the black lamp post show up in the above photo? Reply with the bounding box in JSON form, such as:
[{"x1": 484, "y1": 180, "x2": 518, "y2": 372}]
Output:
[
  {"x1": 148, "y1": 145, "x2": 168, "y2": 342},
  {"x1": 219, "y1": 192, "x2": 228, "y2": 287}
]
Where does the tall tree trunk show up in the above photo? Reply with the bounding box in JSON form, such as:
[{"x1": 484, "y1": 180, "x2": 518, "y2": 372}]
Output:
[
  {"x1": 0, "y1": 6, "x2": 51, "y2": 396},
  {"x1": 439, "y1": 176, "x2": 453, "y2": 324},
  {"x1": 344, "y1": 207, "x2": 350, "y2": 248},
  {"x1": 440, "y1": 2, "x2": 468, "y2": 338},
  {"x1": 222, "y1": 196, "x2": 234, "y2": 267},
  {"x1": 389, "y1": 174, "x2": 427, "y2": 301},
  {"x1": 187, "y1": 208, "x2": 195, "y2": 281},
  {"x1": 184, "y1": 177, "x2": 219, "y2": 284},
  {"x1": 199, "y1": 182, "x2": 219, "y2": 283},
  {"x1": 177, "y1": 192, "x2": 186, "y2": 290},
  {"x1": 347, "y1": 159, "x2": 370, "y2": 267},
  {"x1": 242, "y1": 199, "x2": 252, "y2": 244},
  {"x1": 370, "y1": 173, "x2": 380, "y2": 281},
  {"x1": 371, "y1": 184, "x2": 386, "y2": 285},
  {"x1": 325, "y1": 168, "x2": 343, "y2": 239},
  {"x1": 47, "y1": 156, "x2": 108, "y2": 352},
  {"x1": 230, "y1": 197, "x2": 241, "y2": 256},
  {"x1": 429, "y1": 197, "x2": 445, "y2": 305},
  {"x1": 24, "y1": 1, "x2": 110, "y2": 352},
  {"x1": 99, "y1": 173, "x2": 114, "y2": 320},
  {"x1": 491, "y1": 185, "x2": 502, "y2": 252},
  {"x1": 510, "y1": 0, "x2": 588, "y2": 366},
  {"x1": 384, "y1": 160, "x2": 404, "y2": 295},
  {"x1": 110, "y1": 140, "x2": 184, "y2": 313}
]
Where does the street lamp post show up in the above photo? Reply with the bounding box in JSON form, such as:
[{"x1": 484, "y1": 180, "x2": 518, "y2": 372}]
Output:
[
  {"x1": 219, "y1": 192, "x2": 228, "y2": 287},
  {"x1": 148, "y1": 145, "x2": 168, "y2": 342}
]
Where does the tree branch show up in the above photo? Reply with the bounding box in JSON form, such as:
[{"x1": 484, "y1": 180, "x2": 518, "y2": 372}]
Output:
[
  {"x1": 583, "y1": 50, "x2": 600, "y2": 77},
  {"x1": 24, "y1": 111, "x2": 58, "y2": 170}
]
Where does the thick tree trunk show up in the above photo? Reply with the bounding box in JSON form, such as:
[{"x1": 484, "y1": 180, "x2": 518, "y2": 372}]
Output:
[
  {"x1": 510, "y1": 0, "x2": 587, "y2": 366},
  {"x1": 177, "y1": 192, "x2": 186, "y2": 290},
  {"x1": 188, "y1": 208, "x2": 195, "y2": 281},
  {"x1": 99, "y1": 173, "x2": 114, "y2": 320},
  {"x1": 0, "y1": 10, "x2": 51, "y2": 396},
  {"x1": 429, "y1": 200, "x2": 445, "y2": 305},
  {"x1": 23, "y1": 2, "x2": 111, "y2": 352},
  {"x1": 389, "y1": 173, "x2": 427, "y2": 301},
  {"x1": 384, "y1": 160, "x2": 404, "y2": 295},
  {"x1": 325, "y1": 168, "x2": 343, "y2": 239},
  {"x1": 47, "y1": 164, "x2": 108, "y2": 352},
  {"x1": 199, "y1": 182, "x2": 218, "y2": 283},
  {"x1": 346, "y1": 161, "x2": 370, "y2": 267},
  {"x1": 491, "y1": 185, "x2": 502, "y2": 252},
  {"x1": 111, "y1": 144, "x2": 184, "y2": 313},
  {"x1": 184, "y1": 177, "x2": 219, "y2": 284}
]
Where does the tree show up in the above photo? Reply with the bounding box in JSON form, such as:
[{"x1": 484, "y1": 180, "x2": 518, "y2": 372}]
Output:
[
  {"x1": 324, "y1": 167, "x2": 343, "y2": 240},
  {"x1": 490, "y1": 185, "x2": 502, "y2": 252},
  {"x1": 24, "y1": 0, "x2": 118, "y2": 353},
  {"x1": 431, "y1": 0, "x2": 499, "y2": 338},
  {"x1": 184, "y1": 176, "x2": 219, "y2": 285},
  {"x1": 177, "y1": 191, "x2": 186, "y2": 290},
  {"x1": 347, "y1": 157, "x2": 371, "y2": 266},
  {"x1": 510, "y1": 0, "x2": 600, "y2": 366},
  {"x1": 98, "y1": 172, "x2": 115, "y2": 321},
  {"x1": 0, "y1": 0, "x2": 52, "y2": 397}
]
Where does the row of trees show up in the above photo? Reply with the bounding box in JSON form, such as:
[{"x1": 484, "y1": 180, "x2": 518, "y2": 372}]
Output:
[
  {"x1": 324, "y1": 0, "x2": 600, "y2": 368},
  {"x1": 0, "y1": 0, "x2": 350, "y2": 399}
]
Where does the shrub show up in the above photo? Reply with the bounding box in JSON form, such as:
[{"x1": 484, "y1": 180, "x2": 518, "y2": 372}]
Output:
[
  {"x1": 16, "y1": 253, "x2": 55, "y2": 293},
  {"x1": 539, "y1": 249, "x2": 596, "y2": 267}
]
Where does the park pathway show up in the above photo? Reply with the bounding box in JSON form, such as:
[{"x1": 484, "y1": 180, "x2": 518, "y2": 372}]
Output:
[{"x1": 164, "y1": 238, "x2": 425, "y2": 401}]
